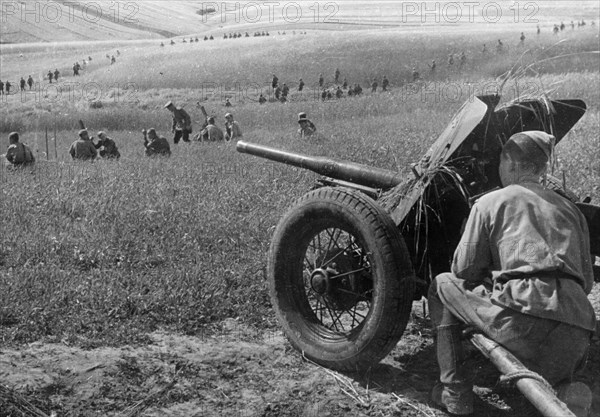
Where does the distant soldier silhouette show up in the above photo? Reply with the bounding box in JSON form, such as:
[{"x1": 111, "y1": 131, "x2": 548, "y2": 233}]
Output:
[
  {"x1": 459, "y1": 52, "x2": 466, "y2": 69},
  {"x1": 298, "y1": 78, "x2": 305, "y2": 92},
  {"x1": 195, "y1": 37, "x2": 199, "y2": 42},
  {"x1": 560, "y1": 21, "x2": 565, "y2": 31},
  {"x1": 88, "y1": 56, "x2": 92, "y2": 61},
  {"x1": 447, "y1": 53, "x2": 454, "y2": 66},
  {"x1": 482, "y1": 43, "x2": 487, "y2": 53},
  {"x1": 321, "y1": 89, "x2": 327, "y2": 101},
  {"x1": 412, "y1": 68, "x2": 420, "y2": 82},
  {"x1": 381, "y1": 76, "x2": 389, "y2": 91},
  {"x1": 5, "y1": 81, "x2": 11, "y2": 94},
  {"x1": 537, "y1": 25, "x2": 541, "y2": 35},
  {"x1": 111, "y1": 56, "x2": 116, "y2": 65},
  {"x1": 519, "y1": 32, "x2": 526, "y2": 46},
  {"x1": 371, "y1": 80, "x2": 378, "y2": 92},
  {"x1": 209, "y1": 35, "x2": 214, "y2": 40},
  {"x1": 496, "y1": 39, "x2": 504, "y2": 53},
  {"x1": 0, "y1": 80, "x2": 4, "y2": 95},
  {"x1": 334, "y1": 68, "x2": 340, "y2": 83},
  {"x1": 47, "y1": 71, "x2": 53, "y2": 83},
  {"x1": 116, "y1": 50, "x2": 120, "y2": 56},
  {"x1": 274, "y1": 86, "x2": 281, "y2": 100},
  {"x1": 171, "y1": 39, "x2": 176, "y2": 45},
  {"x1": 204, "y1": 36, "x2": 208, "y2": 41},
  {"x1": 27, "y1": 75, "x2": 33, "y2": 90},
  {"x1": 225, "y1": 98, "x2": 232, "y2": 107},
  {"x1": 353, "y1": 84, "x2": 362, "y2": 95},
  {"x1": 281, "y1": 83, "x2": 289, "y2": 98},
  {"x1": 553, "y1": 24, "x2": 559, "y2": 35},
  {"x1": 73, "y1": 62, "x2": 80, "y2": 76},
  {"x1": 429, "y1": 60, "x2": 436, "y2": 73},
  {"x1": 54, "y1": 69, "x2": 60, "y2": 81},
  {"x1": 20, "y1": 77, "x2": 26, "y2": 91},
  {"x1": 258, "y1": 94, "x2": 267, "y2": 104},
  {"x1": 342, "y1": 78, "x2": 348, "y2": 89},
  {"x1": 272, "y1": 74, "x2": 279, "y2": 89},
  {"x1": 318, "y1": 73, "x2": 324, "y2": 88},
  {"x1": 336, "y1": 86, "x2": 343, "y2": 99},
  {"x1": 571, "y1": 21, "x2": 575, "y2": 30},
  {"x1": 160, "y1": 42, "x2": 165, "y2": 47}
]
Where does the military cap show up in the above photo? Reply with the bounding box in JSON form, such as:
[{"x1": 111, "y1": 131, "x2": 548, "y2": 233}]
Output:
[{"x1": 164, "y1": 101, "x2": 173, "y2": 108}]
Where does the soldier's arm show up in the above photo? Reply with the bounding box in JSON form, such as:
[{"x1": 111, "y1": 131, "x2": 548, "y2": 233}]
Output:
[{"x1": 451, "y1": 205, "x2": 492, "y2": 282}]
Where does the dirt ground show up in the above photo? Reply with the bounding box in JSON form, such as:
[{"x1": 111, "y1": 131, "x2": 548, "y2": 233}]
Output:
[{"x1": 1, "y1": 297, "x2": 599, "y2": 417}]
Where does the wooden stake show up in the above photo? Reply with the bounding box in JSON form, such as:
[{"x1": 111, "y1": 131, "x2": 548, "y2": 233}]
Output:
[{"x1": 45, "y1": 126, "x2": 49, "y2": 161}]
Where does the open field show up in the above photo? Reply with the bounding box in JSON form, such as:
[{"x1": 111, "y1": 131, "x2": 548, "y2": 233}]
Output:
[{"x1": 1, "y1": 3, "x2": 600, "y2": 416}]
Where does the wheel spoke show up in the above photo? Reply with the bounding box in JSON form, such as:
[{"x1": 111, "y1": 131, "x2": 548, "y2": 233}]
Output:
[
  {"x1": 330, "y1": 267, "x2": 369, "y2": 279},
  {"x1": 321, "y1": 239, "x2": 358, "y2": 268}
]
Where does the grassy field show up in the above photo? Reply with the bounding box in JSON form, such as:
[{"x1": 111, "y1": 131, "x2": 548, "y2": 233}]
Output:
[{"x1": 1, "y1": 24, "x2": 599, "y2": 348}]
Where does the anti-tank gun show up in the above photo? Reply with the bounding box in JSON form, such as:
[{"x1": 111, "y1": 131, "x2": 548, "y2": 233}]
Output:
[{"x1": 236, "y1": 95, "x2": 599, "y2": 416}]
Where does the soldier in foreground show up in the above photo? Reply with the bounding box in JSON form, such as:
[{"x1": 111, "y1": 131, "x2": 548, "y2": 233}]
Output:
[
  {"x1": 94, "y1": 131, "x2": 121, "y2": 159},
  {"x1": 297, "y1": 112, "x2": 316, "y2": 138},
  {"x1": 165, "y1": 101, "x2": 192, "y2": 144},
  {"x1": 5, "y1": 132, "x2": 35, "y2": 167},
  {"x1": 143, "y1": 129, "x2": 171, "y2": 157},
  {"x1": 428, "y1": 131, "x2": 595, "y2": 417},
  {"x1": 224, "y1": 113, "x2": 242, "y2": 141},
  {"x1": 199, "y1": 117, "x2": 224, "y2": 141},
  {"x1": 69, "y1": 129, "x2": 97, "y2": 161}
]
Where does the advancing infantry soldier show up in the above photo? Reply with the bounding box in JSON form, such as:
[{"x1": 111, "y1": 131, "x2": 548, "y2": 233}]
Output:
[
  {"x1": 258, "y1": 94, "x2": 267, "y2": 104},
  {"x1": 354, "y1": 83, "x2": 362, "y2": 95},
  {"x1": 429, "y1": 60, "x2": 436, "y2": 73},
  {"x1": 448, "y1": 53, "x2": 454, "y2": 66},
  {"x1": 27, "y1": 75, "x2": 33, "y2": 90},
  {"x1": 165, "y1": 101, "x2": 192, "y2": 144},
  {"x1": 371, "y1": 80, "x2": 378, "y2": 93},
  {"x1": 342, "y1": 78, "x2": 348, "y2": 89},
  {"x1": 94, "y1": 131, "x2": 120, "y2": 159},
  {"x1": 225, "y1": 98, "x2": 232, "y2": 107},
  {"x1": 459, "y1": 52, "x2": 467, "y2": 70},
  {"x1": 335, "y1": 86, "x2": 343, "y2": 99},
  {"x1": 381, "y1": 75, "x2": 389, "y2": 91},
  {"x1": 47, "y1": 71, "x2": 53, "y2": 83},
  {"x1": 200, "y1": 117, "x2": 224, "y2": 141},
  {"x1": 224, "y1": 113, "x2": 242, "y2": 141},
  {"x1": 69, "y1": 129, "x2": 98, "y2": 161},
  {"x1": 334, "y1": 68, "x2": 340, "y2": 83},
  {"x1": 20, "y1": 77, "x2": 26, "y2": 91},
  {"x1": 519, "y1": 32, "x2": 526, "y2": 46},
  {"x1": 412, "y1": 68, "x2": 420, "y2": 82},
  {"x1": 0, "y1": 80, "x2": 4, "y2": 95},
  {"x1": 5, "y1": 132, "x2": 35, "y2": 167},
  {"x1": 5, "y1": 81, "x2": 12, "y2": 94},
  {"x1": 54, "y1": 68, "x2": 60, "y2": 82},
  {"x1": 281, "y1": 83, "x2": 290, "y2": 99},
  {"x1": 482, "y1": 43, "x2": 487, "y2": 53},
  {"x1": 428, "y1": 131, "x2": 595, "y2": 417},
  {"x1": 143, "y1": 128, "x2": 171, "y2": 157},
  {"x1": 274, "y1": 86, "x2": 281, "y2": 100},
  {"x1": 73, "y1": 62, "x2": 80, "y2": 76},
  {"x1": 272, "y1": 74, "x2": 279, "y2": 89},
  {"x1": 496, "y1": 39, "x2": 504, "y2": 53},
  {"x1": 111, "y1": 55, "x2": 116, "y2": 65},
  {"x1": 537, "y1": 24, "x2": 541, "y2": 35},
  {"x1": 298, "y1": 78, "x2": 305, "y2": 92},
  {"x1": 297, "y1": 112, "x2": 316, "y2": 138},
  {"x1": 318, "y1": 73, "x2": 324, "y2": 88}
]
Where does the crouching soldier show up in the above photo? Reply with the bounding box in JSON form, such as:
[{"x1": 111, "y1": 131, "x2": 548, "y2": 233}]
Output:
[
  {"x1": 297, "y1": 112, "x2": 316, "y2": 138},
  {"x1": 94, "y1": 131, "x2": 120, "y2": 159},
  {"x1": 143, "y1": 129, "x2": 171, "y2": 157},
  {"x1": 69, "y1": 129, "x2": 97, "y2": 161},
  {"x1": 5, "y1": 132, "x2": 35, "y2": 167},
  {"x1": 224, "y1": 113, "x2": 242, "y2": 141},
  {"x1": 199, "y1": 117, "x2": 224, "y2": 141}
]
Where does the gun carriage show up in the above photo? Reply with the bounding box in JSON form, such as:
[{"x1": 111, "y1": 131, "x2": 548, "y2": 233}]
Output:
[{"x1": 237, "y1": 95, "x2": 599, "y2": 415}]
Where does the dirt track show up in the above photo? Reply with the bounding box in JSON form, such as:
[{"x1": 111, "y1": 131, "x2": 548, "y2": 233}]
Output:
[{"x1": 2, "y1": 301, "x2": 599, "y2": 417}]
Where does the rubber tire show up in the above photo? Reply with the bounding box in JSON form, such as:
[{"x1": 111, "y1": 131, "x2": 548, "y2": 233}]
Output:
[{"x1": 268, "y1": 187, "x2": 415, "y2": 372}]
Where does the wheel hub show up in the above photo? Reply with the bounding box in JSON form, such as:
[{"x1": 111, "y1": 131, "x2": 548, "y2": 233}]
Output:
[{"x1": 310, "y1": 269, "x2": 330, "y2": 294}]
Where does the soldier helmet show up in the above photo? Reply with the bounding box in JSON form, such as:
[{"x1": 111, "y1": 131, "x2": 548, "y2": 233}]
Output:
[
  {"x1": 225, "y1": 113, "x2": 233, "y2": 119},
  {"x1": 147, "y1": 128, "x2": 157, "y2": 136},
  {"x1": 164, "y1": 101, "x2": 174, "y2": 108},
  {"x1": 97, "y1": 131, "x2": 106, "y2": 139},
  {"x1": 8, "y1": 132, "x2": 19, "y2": 143},
  {"x1": 207, "y1": 116, "x2": 215, "y2": 124},
  {"x1": 78, "y1": 129, "x2": 88, "y2": 137},
  {"x1": 298, "y1": 112, "x2": 311, "y2": 123}
]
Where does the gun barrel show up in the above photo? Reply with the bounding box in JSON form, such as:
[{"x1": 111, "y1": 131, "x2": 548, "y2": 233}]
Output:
[{"x1": 236, "y1": 141, "x2": 403, "y2": 190}]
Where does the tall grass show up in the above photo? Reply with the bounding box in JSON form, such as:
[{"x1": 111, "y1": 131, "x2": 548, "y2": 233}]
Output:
[{"x1": 0, "y1": 27, "x2": 598, "y2": 346}]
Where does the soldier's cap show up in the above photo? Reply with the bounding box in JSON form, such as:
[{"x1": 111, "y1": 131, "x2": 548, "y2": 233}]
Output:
[
  {"x1": 506, "y1": 131, "x2": 555, "y2": 161},
  {"x1": 97, "y1": 131, "x2": 106, "y2": 138},
  {"x1": 298, "y1": 112, "x2": 310, "y2": 123},
  {"x1": 164, "y1": 101, "x2": 174, "y2": 108},
  {"x1": 207, "y1": 117, "x2": 215, "y2": 124},
  {"x1": 8, "y1": 132, "x2": 19, "y2": 143},
  {"x1": 147, "y1": 128, "x2": 156, "y2": 136},
  {"x1": 78, "y1": 129, "x2": 88, "y2": 137},
  {"x1": 225, "y1": 113, "x2": 233, "y2": 119}
]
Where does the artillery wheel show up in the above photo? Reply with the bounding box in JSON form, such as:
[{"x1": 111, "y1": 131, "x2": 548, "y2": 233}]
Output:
[{"x1": 268, "y1": 187, "x2": 415, "y2": 371}]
